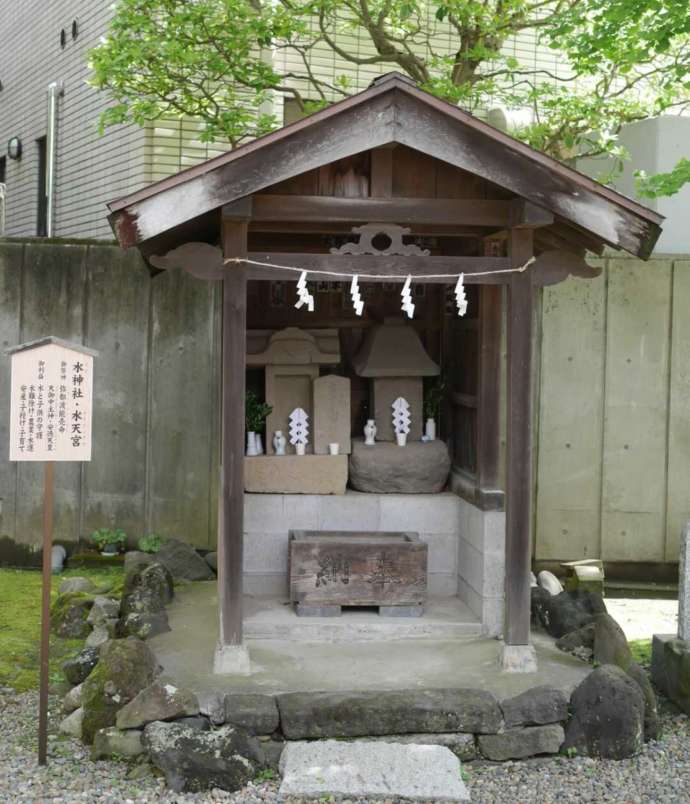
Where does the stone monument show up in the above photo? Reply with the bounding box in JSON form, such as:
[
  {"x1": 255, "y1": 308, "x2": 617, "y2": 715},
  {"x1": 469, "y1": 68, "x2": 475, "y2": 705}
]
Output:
[
  {"x1": 313, "y1": 375, "x2": 351, "y2": 455},
  {"x1": 353, "y1": 318, "x2": 440, "y2": 442}
]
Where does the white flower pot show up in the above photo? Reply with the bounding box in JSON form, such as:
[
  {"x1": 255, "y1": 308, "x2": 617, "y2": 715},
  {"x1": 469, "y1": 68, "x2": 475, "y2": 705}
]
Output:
[
  {"x1": 396, "y1": 432, "x2": 408, "y2": 447},
  {"x1": 425, "y1": 418, "x2": 436, "y2": 441},
  {"x1": 246, "y1": 431, "x2": 259, "y2": 457}
]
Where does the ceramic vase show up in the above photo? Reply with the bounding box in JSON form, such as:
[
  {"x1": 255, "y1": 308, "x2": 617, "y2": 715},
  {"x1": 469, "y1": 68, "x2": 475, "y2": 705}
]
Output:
[
  {"x1": 396, "y1": 432, "x2": 408, "y2": 447},
  {"x1": 425, "y1": 418, "x2": 436, "y2": 441},
  {"x1": 364, "y1": 419, "x2": 377, "y2": 446},
  {"x1": 246, "y1": 431, "x2": 259, "y2": 457},
  {"x1": 256, "y1": 434, "x2": 264, "y2": 455},
  {"x1": 273, "y1": 430, "x2": 287, "y2": 455}
]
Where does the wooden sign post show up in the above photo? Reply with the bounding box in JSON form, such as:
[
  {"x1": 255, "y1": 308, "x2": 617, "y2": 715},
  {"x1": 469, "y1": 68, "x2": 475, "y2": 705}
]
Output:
[{"x1": 6, "y1": 336, "x2": 97, "y2": 766}]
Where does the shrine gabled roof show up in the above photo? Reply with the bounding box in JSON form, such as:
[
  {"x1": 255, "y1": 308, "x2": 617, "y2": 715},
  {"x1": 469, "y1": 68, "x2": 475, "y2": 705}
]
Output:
[{"x1": 107, "y1": 72, "x2": 663, "y2": 259}]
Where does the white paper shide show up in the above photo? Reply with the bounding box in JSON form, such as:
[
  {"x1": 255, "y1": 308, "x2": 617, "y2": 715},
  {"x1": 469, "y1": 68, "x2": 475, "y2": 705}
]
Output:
[{"x1": 8, "y1": 340, "x2": 95, "y2": 462}]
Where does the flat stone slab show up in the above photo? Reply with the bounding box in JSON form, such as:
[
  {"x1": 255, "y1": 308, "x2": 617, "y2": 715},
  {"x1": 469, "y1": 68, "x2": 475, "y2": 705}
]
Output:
[
  {"x1": 279, "y1": 740, "x2": 470, "y2": 801},
  {"x1": 245, "y1": 454, "x2": 347, "y2": 494}
]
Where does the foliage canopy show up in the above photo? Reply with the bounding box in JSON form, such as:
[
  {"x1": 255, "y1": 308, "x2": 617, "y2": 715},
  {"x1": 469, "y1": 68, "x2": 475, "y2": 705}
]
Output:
[{"x1": 90, "y1": 0, "x2": 690, "y2": 186}]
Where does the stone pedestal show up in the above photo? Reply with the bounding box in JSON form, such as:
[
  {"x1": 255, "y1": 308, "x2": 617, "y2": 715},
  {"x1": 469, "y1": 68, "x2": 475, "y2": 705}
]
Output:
[
  {"x1": 348, "y1": 438, "x2": 451, "y2": 493},
  {"x1": 499, "y1": 643, "x2": 538, "y2": 673},
  {"x1": 213, "y1": 643, "x2": 251, "y2": 675},
  {"x1": 313, "y1": 375, "x2": 351, "y2": 455},
  {"x1": 245, "y1": 455, "x2": 348, "y2": 494}
]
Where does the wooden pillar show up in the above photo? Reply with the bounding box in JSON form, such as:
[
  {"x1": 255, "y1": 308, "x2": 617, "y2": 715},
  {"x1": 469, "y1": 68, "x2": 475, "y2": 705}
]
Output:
[
  {"x1": 477, "y1": 285, "x2": 502, "y2": 496},
  {"x1": 215, "y1": 212, "x2": 249, "y2": 672},
  {"x1": 504, "y1": 228, "x2": 534, "y2": 649}
]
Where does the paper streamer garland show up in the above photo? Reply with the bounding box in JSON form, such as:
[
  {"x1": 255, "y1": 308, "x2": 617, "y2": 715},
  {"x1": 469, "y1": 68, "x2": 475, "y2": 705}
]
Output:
[
  {"x1": 401, "y1": 275, "x2": 415, "y2": 319},
  {"x1": 294, "y1": 271, "x2": 314, "y2": 311},
  {"x1": 350, "y1": 275, "x2": 364, "y2": 316},
  {"x1": 454, "y1": 273, "x2": 468, "y2": 317}
]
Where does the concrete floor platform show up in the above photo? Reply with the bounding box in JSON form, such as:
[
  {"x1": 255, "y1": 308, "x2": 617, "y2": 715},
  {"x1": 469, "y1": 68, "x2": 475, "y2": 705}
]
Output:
[{"x1": 149, "y1": 581, "x2": 591, "y2": 700}]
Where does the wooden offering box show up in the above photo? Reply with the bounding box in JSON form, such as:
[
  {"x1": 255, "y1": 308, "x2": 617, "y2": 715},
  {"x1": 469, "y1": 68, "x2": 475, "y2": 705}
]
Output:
[{"x1": 289, "y1": 530, "x2": 428, "y2": 616}]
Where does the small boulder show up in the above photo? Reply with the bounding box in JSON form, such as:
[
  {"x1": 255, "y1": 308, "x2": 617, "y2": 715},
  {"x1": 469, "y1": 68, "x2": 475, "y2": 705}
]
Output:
[
  {"x1": 51, "y1": 593, "x2": 94, "y2": 638},
  {"x1": 537, "y1": 590, "x2": 607, "y2": 638},
  {"x1": 205, "y1": 552, "x2": 218, "y2": 573},
  {"x1": 87, "y1": 596, "x2": 120, "y2": 626},
  {"x1": 224, "y1": 693, "x2": 279, "y2": 735},
  {"x1": 63, "y1": 646, "x2": 100, "y2": 685},
  {"x1": 478, "y1": 724, "x2": 564, "y2": 761},
  {"x1": 63, "y1": 683, "x2": 83, "y2": 714},
  {"x1": 563, "y1": 665, "x2": 645, "y2": 759},
  {"x1": 59, "y1": 707, "x2": 84, "y2": 739},
  {"x1": 500, "y1": 685, "x2": 568, "y2": 728},
  {"x1": 592, "y1": 612, "x2": 633, "y2": 670},
  {"x1": 530, "y1": 586, "x2": 551, "y2": 628},
  {"x1": 627, "y1": 661, "x2": 660, "y2": 741},
  {"x1": 120, "y1": 561, "x2": 174, "y2": 617},
  {"x1": 143, "y1": 721, "x2": 262, "y2": 793},
  {"x1": 156, "y1": 538, "x2": 215, "y2": 582},
  {"x1": 86, "y1": 626, "x2": 112, "y2": 649},
  {"x1": 81, "y1": 638, "x2": 159, "y2": 744},
  {"x1": 91, "y1": 727, "x2": 144, "y2": 760},
  {"x1": 555, "y1": 622, "x2": 595, "y2": 659},
  {"x1": 176, "y1": 715, "x2": 211, "y2": 731},
  {"x1": 537, "y1": 570, "x2": 564, "y2": 596},
  {"x1": 59, "y1": 577, "x2": 97, "y2": 595},
  {"x1": 124, "y1": 550, "x2": 155, "y2": 574},
  {"x1": 116, "y1": 682, "x2": 199, "y2": 730},
  {"x1": 118, "y1": 611, "x2": 170, "y2": 640}
]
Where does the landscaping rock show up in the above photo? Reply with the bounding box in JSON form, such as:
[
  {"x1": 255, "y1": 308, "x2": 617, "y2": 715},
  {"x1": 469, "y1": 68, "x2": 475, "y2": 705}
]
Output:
[
  {"x1": 156, "y1": 538, "x2": 215, "y2": 582},
  {"x1": 87, "y1": 596, "x2": 120, "y2": 626},
  {"x1": 118, "y1": 610, "x2": 170, "y2": 640},
  {"x1": 530, "y1": 586, "x2": 552, "y2": 627},
  {"x1": 59, "y1": 707, "x2": 84, "y2": 739},
  {"x1": 62, "y1": 646, "x2": 100, "y2": 685},
  {"x1": 563, "y1": 665, "x2": 645, "y2": 759},
  {"x1": 536, "y1": 590, "x2": 607, "y2": 638},
  {"x1": 478, "y1": 724, "x2": 564, "y2": 761},
  {"x1": 278, "y1": 740, "x2": 470, "y2": 802},
  {"x1": 627, "y1": 660, "x2": 660, "y2": 741},
  {"x1": 364, "y1": 732, "x2": 476, "y2": 761},
  {"x1": 224, "y1": 693, "x2": 279, "y2": 735},
  {"x1": 63, "y1": 683, "x2": 83, "y2": 714},
  {"x1": 120, "y1": 561, "x2": 174, "y2": 617},
  {"x1": 593, "y1": 612, "x2": 633, "y2": 670},
  {"x1": 85, "y1": 626, "x2": 111, "y2": 649},
  {"x1": 537, "y1": 570, "x2": 564, "y2": 596},
  {"x1": 91, "y1": 727, "x2": 144, "y2": 760},
  {"x1": 81, "y1": 638, "x2": 159, "y2": 744},
  {"x1": 659, "y1": 637, "x2": 690, "y2": 715},
  {"x1": 500, "y1": 685, "x2": 568, "y2": 728},
  {"x1": 51, "y1": 593, "x2": 94, "y2": 638},
  {"x1": 59, "y1": 577, "x2": 97, "y2": 595},
  {"x1": 277, "y1": 688, "x2": 503, "y2": 739},
  {"x1": 116, "y1": 682, "x2": 199, "y2": 729},
  {"x1": 555, "y1": 622, "x2": 595, "y2": 658},
  {"x1": 348, "y1": 439, "x2": 451, "y2": 493},
  {"x1": 199, "y1": 691, "x2": 226, "y2": 725},
  {"x1": 142, "y1": 721, "x2": 262, "y2": 793},
  {"x1": 205, "y1": 551, "x2": 218, "y2": 573},
  {"x1": 176, "y1": 716, "x2": 211, "y2": 731},
  {"x1": 123, "y1": 550, "x2": 155, "y2": 574}
]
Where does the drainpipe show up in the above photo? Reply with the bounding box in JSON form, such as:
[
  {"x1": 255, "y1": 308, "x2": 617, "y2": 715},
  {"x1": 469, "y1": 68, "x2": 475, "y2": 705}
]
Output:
[{"x1": 45, "y1": 81, "x2": 64, "y2": 237}]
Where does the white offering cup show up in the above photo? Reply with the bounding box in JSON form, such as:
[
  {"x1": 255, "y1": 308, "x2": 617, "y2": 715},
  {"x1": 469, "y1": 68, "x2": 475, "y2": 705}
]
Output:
[
  {"x1": 329, "y1": 443, "x2": 339, "y2": 455},
  {"x1": 295, "y1": 443, "x2": 306, "y2": 456},
  {"x1": 396, "y1": 432, "x2": 407, "y2": 447}
]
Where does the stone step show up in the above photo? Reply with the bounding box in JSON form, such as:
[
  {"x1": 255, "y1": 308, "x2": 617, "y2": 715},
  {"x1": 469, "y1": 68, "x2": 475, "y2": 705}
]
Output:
[{"x1": 279, "y1": 740, "x2": 470, "y2": 801}]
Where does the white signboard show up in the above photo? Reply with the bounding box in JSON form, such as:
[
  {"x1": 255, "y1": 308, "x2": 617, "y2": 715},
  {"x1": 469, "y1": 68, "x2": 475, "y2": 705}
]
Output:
[{"x1": 8, "y1": 338, "x2": 97, "y2": 462}]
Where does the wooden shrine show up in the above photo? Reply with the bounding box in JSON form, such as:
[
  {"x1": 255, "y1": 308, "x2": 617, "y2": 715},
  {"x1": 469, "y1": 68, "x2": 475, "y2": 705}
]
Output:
[{"x1": 106, "y1": 72, "x2": 663, "y2": 674}]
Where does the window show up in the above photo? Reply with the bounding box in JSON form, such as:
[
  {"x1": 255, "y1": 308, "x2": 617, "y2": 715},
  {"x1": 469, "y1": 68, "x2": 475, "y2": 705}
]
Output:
[{"x1": 36, "y1": 136, "x2": 47, "y2": 236}]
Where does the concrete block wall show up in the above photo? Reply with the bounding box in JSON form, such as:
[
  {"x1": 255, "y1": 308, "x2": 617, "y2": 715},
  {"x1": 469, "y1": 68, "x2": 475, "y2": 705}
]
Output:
[
  {"x1": 456, "y1": 499, "x2": 506, "y2": 637},
  {"x1": 244, "y1": 492, "x2": 463, "y2": 599}
]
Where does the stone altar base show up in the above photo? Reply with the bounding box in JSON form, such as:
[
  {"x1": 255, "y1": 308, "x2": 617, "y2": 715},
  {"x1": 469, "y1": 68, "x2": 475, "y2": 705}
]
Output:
[
  {"x1": 245, "y1": 454, "x2": 348, "y2": 494},
  {"x1": 651, "y1": 634, "x2": 690, "y2": 714},
  {"x1": 348, "y1": 438, "x2": 451, "y2": 493}
]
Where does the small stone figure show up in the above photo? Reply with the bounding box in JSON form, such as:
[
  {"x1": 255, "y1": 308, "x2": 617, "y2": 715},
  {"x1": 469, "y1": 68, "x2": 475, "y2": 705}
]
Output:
[
  {"x1": 273, "y1": 430, "x2": 287, "y2": 455},
  {"x1": 364, "y1": 419, "x2": 377, "y2": 446}
]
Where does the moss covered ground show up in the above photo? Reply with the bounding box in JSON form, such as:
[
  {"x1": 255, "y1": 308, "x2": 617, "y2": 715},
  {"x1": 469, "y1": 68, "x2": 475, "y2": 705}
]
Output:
[
  {"x1": 629, "y1": 638, "x2": 653, "y2": 668},
  {"x1": 0, "y1": 567, "x2": 123, "y2": 691}
]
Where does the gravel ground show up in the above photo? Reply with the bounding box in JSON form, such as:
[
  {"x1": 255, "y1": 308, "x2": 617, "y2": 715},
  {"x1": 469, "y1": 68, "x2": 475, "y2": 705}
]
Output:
[{"x1": 1, "y1": 687, "x2": 688, "y2": 803}]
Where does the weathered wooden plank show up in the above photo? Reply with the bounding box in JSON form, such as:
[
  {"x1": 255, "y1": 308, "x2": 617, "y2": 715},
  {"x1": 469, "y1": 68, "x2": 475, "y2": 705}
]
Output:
[
  {"x1": 15, "y1": 244, "x2": 87, "y2": 547},
  {"x1": 289, "y1": 531, "x2": 427, "y2": 606},
  {"x1": 81, "y1": 246, "x2": 150, "y2": 540},
  {"x1": 665, "y1": 260, "x2": 690, "y2": 561},
  {"x1": 0, "y1": 243, "x2": 24, "y2": 547},
  {"x1": 147, "y1": 267, "x2": 216, "y2": 547},
  {"x1": 534, "y1": 261, "x2": 607, "y2": 561},
  {"x1": 219, "y1": 219, "x2": 248, "y2": 646},
  {"x1": 601, "y1": 258, "x2": 672, "y2": 561},
  {"x1": 504, "y1": 229, "x2": 534, "y2": 646}
]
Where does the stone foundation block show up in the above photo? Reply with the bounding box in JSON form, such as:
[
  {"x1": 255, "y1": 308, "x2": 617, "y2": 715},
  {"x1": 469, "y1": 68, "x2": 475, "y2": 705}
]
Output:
[
  {"x1": 245, "y1": 455, "x2": 347, "y2": 494},
  {"x1": 224, "y1": 693, "x2": 279, "y2": 735},
  {"x1": 478, "y1": 724, "x2": 564, "y2": 761}
]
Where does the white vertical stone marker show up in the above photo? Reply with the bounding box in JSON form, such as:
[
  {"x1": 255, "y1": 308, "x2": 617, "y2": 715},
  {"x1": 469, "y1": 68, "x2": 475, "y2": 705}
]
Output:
[
  {"x1": 8, "y1": 336, "x2": 97, "y2": 462},
  {"x1": 679, "y1": 522, "x2": 690, "y2": 641}
]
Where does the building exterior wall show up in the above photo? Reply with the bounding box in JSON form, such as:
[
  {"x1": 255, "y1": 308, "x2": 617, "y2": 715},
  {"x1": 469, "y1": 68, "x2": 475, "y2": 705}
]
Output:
[{"x1": 0, "y1": 1, "x2": 148, "y2": 239}]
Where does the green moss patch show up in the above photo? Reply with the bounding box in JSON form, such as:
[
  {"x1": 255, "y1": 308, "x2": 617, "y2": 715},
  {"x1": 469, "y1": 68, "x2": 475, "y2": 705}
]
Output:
[
  {"x1": 629, "y1": 639, "x2": 652, "y2": 668},
  {"x1": 0, "y1": 567, "x2": 123, "y2": 692}
]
